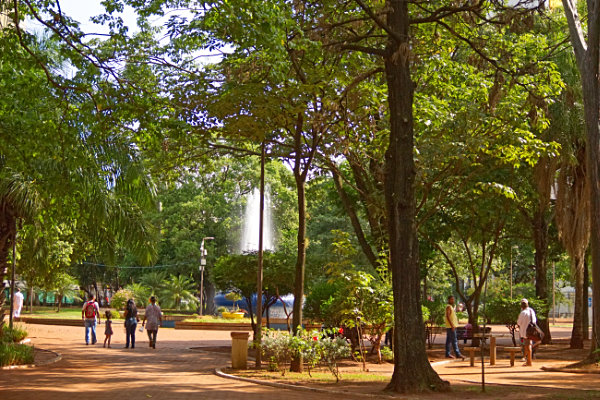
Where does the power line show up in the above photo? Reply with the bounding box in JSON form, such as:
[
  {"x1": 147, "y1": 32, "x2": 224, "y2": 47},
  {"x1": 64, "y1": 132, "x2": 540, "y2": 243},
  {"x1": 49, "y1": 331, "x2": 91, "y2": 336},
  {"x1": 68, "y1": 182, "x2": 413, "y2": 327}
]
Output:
[{"x1": 80, "y1": 261, "x2": 196, "y2": 269}]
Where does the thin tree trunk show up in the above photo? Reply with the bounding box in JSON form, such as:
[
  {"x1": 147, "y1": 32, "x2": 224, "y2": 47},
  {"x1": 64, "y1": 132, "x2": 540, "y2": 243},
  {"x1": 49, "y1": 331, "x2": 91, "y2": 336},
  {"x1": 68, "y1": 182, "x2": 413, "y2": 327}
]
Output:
[
  {"x1": 290, "y1": 145, "x2": 307, "y2": 373},
  {"x1": 383, "y1": 0, "x2": 447, "y2": 392},
  {"x1": 583, "y1": 256, "x2": 589, "y2": 340},
  {"x1": 571, "y1": 255, "x2": 585, "y2": 349},
  {"x1": 534, "y1": 209, "x2": 552, "y2": 343}
]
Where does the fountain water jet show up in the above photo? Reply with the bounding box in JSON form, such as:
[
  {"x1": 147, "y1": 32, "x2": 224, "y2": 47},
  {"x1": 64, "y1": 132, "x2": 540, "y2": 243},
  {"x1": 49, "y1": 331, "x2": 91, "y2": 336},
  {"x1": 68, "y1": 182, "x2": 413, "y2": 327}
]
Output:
[{"x1": 240, "y1": 187, "x2": 274, "y2": 253}]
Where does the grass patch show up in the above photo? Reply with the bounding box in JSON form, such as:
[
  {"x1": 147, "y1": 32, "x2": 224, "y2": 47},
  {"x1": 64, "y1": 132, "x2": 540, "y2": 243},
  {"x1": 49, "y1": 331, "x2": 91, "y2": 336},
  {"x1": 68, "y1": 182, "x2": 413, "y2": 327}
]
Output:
[
  {"x1": 0, "y1": 326, "x2": 28, "y2": 343},
  {"x1": 0, "y1": 342, "x2": 34, "y2": 367},
  {"x1": 183, "y1": 315, "x2": 252, "y2": 323},
  {"x1": 231, "y1": 368, "x2": 389, "y2": 384}
]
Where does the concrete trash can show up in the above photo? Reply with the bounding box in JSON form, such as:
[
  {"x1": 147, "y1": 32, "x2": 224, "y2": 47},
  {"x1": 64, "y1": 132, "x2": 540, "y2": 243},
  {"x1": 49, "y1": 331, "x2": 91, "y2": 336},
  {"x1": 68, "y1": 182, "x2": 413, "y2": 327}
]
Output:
[{"x1": 231, "y1": 331, "x2": 250, "y2": 369}]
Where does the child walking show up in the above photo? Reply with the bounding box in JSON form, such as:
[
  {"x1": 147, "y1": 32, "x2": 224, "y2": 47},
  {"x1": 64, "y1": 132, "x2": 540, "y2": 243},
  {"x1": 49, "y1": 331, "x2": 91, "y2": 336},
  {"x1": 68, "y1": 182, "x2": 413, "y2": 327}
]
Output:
[{"x1": 103, "y1": 310, "x2": 113, "y2": 348}]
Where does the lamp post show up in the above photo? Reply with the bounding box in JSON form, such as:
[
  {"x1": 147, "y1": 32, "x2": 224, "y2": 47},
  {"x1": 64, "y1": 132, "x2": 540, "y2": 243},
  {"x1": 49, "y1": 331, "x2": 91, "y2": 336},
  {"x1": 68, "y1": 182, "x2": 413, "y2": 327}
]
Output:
[{"x1": 199, "y1": 236, "x2": 214, "y2": 316}]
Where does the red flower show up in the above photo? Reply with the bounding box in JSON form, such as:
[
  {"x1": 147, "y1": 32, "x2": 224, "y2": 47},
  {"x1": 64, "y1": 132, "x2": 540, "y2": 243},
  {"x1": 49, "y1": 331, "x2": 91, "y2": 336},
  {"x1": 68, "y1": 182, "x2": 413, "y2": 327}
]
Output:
[
  {"x1": 313, "y1": 336, "x2": 318, "y2": 341},
  {"x1": 339, "y1": 328, "x2": 344, "y2": 334}
]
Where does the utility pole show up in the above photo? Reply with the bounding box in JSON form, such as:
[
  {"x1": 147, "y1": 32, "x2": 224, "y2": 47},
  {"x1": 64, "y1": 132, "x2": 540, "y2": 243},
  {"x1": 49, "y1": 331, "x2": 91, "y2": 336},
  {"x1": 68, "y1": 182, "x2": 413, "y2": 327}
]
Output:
[{"x1": 199, "y1": 237, "x2": 214, "y2": 316}]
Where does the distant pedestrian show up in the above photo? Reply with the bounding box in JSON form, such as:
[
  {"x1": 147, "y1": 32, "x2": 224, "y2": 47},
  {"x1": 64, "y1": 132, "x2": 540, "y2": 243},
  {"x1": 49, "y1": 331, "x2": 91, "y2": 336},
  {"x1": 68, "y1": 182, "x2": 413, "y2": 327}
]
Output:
[
  {"x1": 142, "y1": 296, "x2": 163, "y2": 349},
  {"x1": 103, "y1": 310, "x2": 114, "y2": 348},
  {"x1": 12, "y1": 288, "x2": 24, "y2": 318},
  {"x1": 445, "y1": 295, "x2": 464, "y2": 360},
  {"x1": 124, "y1": 299, "x2": 139, "y2": 349},
  {"x1": 82, "y1": 294, "x2": 101, "y2": 345},
  {"x1": 517, "y1": 298, "x2": 540, "y2": 364}
]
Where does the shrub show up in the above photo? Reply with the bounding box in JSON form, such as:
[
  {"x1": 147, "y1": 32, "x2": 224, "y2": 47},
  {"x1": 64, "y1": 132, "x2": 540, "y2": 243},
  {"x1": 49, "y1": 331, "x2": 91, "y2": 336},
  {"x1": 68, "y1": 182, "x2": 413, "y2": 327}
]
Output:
[
  {"x1": 260, "y1": 329, "x2": 293, "y2": 375},
  {"x1": 109, "y1": 310, "x2": 121, "y2": 320},
  {"x1": 0, "y1": 343, "x2": 34, "y2": 367},
  {"x1": 0, "y1": 326, "x2": 28, "y2": 343},
  {"x1": 318, "y1": 334, "x2": 351, "y2": 382},
  {"x1": 216, "y1": 306, "x2": 228, "y2": 315},
  {"x1": 380, "y1": 346, "x2": 393, "y2": 362},
  {"x1": 259, "y1": 328, "x2": 351, "y2": 381},
  {"x1": 110, "y1": 289, "x2": 134, "y2": 310}
]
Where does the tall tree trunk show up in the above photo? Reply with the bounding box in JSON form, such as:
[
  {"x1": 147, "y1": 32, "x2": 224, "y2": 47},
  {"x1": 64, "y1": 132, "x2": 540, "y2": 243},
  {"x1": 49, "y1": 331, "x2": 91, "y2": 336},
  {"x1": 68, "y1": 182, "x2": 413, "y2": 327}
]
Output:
[
  {"x1": 383, "y1": 0, "x2": 447, "y2": 392},
  {"x1": 0, "y1": 210, "x2": 16, "y2": 331},
  {"x1": 583, "y1": 256, "x2": 589, "y2": 340},
  {"x1": 533, "y1": 209, "x2": 552, "y2": 343},
  {"x1": 561, "y1": 0, "x2": 600, "y2": 361},
  {"x1": 290, "y1": 156, "x2": 307, "y2": 373},
  {"x1": 571, "y1": 255, "x2": 585, "y2": 349}
]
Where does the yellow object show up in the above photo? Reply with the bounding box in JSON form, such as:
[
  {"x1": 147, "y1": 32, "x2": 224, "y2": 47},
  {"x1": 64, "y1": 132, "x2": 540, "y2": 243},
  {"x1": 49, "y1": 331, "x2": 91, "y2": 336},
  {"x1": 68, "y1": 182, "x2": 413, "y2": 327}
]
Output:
[
  {"x1": 444, "y1": 305, "x2": 458, "y2": 328},
  {"x1": 548, "y1": 0, "x2": 562, "y2": 9},
  {"x1": 222, "y1": 311, "x2": 245, "y2": 319}
]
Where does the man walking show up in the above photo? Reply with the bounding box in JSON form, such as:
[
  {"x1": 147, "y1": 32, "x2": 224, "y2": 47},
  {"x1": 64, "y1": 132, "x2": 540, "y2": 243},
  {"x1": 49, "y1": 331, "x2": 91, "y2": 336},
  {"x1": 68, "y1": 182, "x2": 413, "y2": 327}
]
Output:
[
  {"x1": 142, "y1": 296, "x2": 162, "y2": 349},
  {"x1": 82, "y1": 294, "x2": 101, "y2": 345},
  {"x1": 12, "y1": 288, "x2": 24, "y2": 318},
  {"x1": 445, "y1": 295, "x2": 464, "y2": 360}
]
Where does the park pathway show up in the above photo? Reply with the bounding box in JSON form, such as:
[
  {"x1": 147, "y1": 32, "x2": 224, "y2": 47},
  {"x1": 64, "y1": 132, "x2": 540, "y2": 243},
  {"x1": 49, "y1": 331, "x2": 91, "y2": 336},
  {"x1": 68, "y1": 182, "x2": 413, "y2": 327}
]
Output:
[
  {"x1": 3, "y1": 323, "x2": 600, "y2": 399},
  {"x1": 0, "y1": 323, "x2": 341, "y2": 400}
]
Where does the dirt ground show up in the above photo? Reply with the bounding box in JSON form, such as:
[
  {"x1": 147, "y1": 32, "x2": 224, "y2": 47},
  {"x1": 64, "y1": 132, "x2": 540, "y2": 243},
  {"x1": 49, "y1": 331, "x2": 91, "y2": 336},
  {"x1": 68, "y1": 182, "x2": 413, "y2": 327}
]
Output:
[{"x1": 2, "y1": 323, "x2": 600, "y2": 400}]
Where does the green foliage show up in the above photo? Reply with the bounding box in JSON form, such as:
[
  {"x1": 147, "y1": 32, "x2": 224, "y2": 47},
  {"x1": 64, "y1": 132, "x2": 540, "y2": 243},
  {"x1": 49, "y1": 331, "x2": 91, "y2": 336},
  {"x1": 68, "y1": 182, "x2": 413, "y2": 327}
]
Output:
[
  {"x1": 0, "y1": 343, "x2": 34, "y2": 367},
  {"x1": 423, "y1": 299, "x2": 447, "y2": 326},
  {"x1": 485, "y1": 297, "x2": 548, "y2": 345},
  {"x1": 260, "y1": 328, "x2": 350, "y2": 381},
  {"x1": 380, "y1": 346, "x2": 393, "y2": 362},
  {"x1": 0, "y1": 326, "x2": 28, "y2": 343},
  {"x1": 303, "y1": 279, "x2": 343, "y2": 325},
  {"x1": 216, "y1": 306, "x2": 228, "y2": 314},
  {"x1": 124, "y1": 283, "x2": 151, "y2": 308},
  {"x1": 110, "y1": 289, "x2": 134, "y2": 311},
  {"x1": 224, "y1": 291, "x2": 242, "y2": 311},
  {"x1": 159, "y1": 275, "x2": 198, "y2": 311},
  {"x1": 51, "y1": 272, "x2": 81, "y2": 311},
  {"x1": 109, "y1": 310, "x2": 121, "y2": 320}
]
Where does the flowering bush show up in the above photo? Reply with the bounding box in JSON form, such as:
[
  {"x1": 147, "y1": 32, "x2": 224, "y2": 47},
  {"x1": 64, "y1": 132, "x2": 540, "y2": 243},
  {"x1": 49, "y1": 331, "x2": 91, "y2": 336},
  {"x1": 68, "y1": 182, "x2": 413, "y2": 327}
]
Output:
[
  {"x1": 260, "y1": 330, "x2": 294, "y2": 375},
  {"x1": 259, "y1": 328, "x2": 350, "y2": 381}
]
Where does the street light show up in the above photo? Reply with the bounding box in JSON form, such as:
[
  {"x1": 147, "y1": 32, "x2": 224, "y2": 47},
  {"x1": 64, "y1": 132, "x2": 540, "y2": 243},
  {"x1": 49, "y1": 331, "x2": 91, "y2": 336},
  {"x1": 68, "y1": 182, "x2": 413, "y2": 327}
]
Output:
[{"x1": 199, "y1": 237, "x2": 215, "y2": 316}]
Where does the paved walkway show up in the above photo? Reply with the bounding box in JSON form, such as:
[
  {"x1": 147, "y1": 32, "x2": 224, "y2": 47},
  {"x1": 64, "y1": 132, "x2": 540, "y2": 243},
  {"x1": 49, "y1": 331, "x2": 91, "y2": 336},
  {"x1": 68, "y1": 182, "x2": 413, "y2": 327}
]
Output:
[
  {"x1": 2, "y1": 323, "x2": 600, "y2": 399},
  {"x1": 1, "y1": 323, "x2": 331, "y2": 400}
]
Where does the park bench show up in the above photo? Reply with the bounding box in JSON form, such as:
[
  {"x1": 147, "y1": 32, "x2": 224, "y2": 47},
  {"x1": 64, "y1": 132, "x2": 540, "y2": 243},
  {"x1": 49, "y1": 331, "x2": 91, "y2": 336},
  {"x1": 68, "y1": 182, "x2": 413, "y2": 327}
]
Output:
[
  {"x1": 457, "y1": 326, "x2": 491, "y2": 342},
  {"x1": 503, "y1": 346, "x2": 522, "y2": 366}
]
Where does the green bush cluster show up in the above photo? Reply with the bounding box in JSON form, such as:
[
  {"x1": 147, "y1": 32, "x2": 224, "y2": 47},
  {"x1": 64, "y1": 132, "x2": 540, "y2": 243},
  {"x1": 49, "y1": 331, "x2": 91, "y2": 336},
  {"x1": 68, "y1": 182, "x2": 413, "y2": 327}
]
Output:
[
  {"x1": 0, "y1": 326, "x2": 34, "y2": 367},
  {"x1": 259, "y1": 328, "x2": 350, "y2": 382}
]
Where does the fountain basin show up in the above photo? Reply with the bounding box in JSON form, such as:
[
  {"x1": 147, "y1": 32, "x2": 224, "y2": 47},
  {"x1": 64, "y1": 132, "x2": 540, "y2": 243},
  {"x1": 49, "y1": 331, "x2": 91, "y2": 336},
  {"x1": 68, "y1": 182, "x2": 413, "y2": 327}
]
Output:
[{"x1": 222, "y1": 311, "x2": 246, "y2": 319}]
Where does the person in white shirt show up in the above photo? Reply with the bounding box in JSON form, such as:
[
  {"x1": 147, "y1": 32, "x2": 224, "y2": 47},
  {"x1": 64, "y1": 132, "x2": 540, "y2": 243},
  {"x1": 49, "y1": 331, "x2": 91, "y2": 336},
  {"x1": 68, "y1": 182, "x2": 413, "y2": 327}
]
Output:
[
  {"x1": 142, "y1": 296, "x2": 163, "y2": 349},
  {"x1": 517, "y1": 298, "x2": 539, "y2": 363},
  {"x1": 12, "y1": 288, "x2": 24, "y2": 317}
]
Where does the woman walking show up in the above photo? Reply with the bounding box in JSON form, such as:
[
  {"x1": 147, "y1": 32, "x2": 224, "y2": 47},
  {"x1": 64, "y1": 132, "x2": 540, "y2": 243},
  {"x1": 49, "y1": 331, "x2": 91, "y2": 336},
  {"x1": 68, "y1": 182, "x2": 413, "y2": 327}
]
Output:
[{"x1": 124, "y1": 299, "x2": 139, "y2": 349}]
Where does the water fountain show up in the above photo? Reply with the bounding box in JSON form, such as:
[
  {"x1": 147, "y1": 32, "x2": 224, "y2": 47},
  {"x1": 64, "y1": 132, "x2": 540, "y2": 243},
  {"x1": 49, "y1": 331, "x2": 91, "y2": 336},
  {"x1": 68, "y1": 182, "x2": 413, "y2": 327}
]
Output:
[{"x1": 240, "y1": 187, "x2": 274, "y2": 253}]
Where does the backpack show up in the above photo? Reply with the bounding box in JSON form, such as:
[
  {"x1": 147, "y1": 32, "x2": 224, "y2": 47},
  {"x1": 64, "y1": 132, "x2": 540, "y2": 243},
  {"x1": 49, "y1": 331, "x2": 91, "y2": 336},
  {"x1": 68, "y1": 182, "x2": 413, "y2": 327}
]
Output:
[{"x1": 84, "y1": 301, "x2": 97, "y2": 318}]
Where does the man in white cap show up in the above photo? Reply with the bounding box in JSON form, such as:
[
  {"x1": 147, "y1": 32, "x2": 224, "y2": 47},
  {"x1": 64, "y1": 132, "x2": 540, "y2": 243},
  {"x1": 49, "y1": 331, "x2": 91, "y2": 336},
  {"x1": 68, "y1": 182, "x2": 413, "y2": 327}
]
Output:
[{"x1": 517, "y1": 298, "x2": 539, "y2": 364}]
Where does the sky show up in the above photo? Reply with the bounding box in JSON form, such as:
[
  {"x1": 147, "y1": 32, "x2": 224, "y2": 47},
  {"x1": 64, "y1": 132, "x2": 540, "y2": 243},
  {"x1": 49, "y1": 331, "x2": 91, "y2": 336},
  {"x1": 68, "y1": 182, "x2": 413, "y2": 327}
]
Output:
[{"x1": 28, "y1": 0, "x2": 139, "y2": 35}]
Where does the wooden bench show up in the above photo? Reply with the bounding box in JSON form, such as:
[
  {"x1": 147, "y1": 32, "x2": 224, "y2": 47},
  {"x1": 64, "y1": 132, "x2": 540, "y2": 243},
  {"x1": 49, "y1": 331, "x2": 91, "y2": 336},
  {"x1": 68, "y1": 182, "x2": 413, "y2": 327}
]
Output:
[
  {"x1": 463, "y1": 346, "x2": 478, "y2": 366},
  {"x1": 503, "y1": 347, "x2": 522, "y2": 366}
]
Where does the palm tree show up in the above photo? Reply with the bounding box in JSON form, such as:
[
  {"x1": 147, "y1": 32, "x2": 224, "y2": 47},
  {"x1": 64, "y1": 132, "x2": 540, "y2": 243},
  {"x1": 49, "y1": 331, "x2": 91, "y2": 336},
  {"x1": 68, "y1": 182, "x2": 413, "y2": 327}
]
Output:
[
  {"x1": 52, "y1": 272, "x2": 81, "y2": 312},
  {"x1": 555, "y1": 144, "x2": 591, "y2": 349},
  {"x1": 140, "y1": 271, "x2": 166, "y2": 297},
  {"x1": 160, "y1": 275, "x2": 199, "y2": 311},
  {"x1": 0, "y1": 170, "x2": 40, "y2": 328}
]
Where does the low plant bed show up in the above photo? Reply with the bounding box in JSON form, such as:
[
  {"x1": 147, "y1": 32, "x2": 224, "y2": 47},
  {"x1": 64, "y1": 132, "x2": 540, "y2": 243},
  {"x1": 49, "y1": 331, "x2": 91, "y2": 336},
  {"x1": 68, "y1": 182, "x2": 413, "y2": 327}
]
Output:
[{"x1": 0, "y1": 326, "x2": 33, "y2": 367}]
